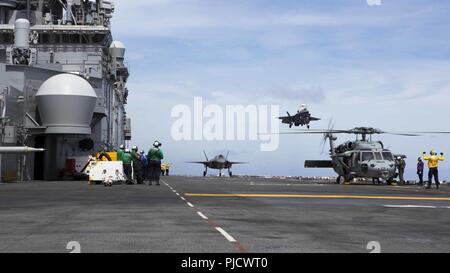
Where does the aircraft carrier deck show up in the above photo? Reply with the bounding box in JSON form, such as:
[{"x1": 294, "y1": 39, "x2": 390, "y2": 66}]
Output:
[{"x1": 1, "y1": 176, "x2": 450, "y2": 253}]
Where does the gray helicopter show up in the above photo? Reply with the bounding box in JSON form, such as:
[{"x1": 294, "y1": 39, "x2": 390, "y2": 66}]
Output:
[
  {"x1": 188, "y1": 151, "x2": 248, "y2": 177},
  {"x1": 282, "y1": 127, "x2": 450, "y2": 184}
]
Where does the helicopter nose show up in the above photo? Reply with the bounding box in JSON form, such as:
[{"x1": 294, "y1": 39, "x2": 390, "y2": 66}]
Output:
[
  {"x1": 371, "y1": 163, "x2": 391, "y2": 171},
  {"x1": 372, "y1": 163, "x2": 395, "y2": 177},
  {"x1": 380, "y1": 170, "x2": 390, "y2": 178}
]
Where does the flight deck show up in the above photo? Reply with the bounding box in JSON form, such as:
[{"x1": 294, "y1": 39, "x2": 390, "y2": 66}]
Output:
[{"x1": 0, "y1": 176, "x2": 449, "y2": 253}]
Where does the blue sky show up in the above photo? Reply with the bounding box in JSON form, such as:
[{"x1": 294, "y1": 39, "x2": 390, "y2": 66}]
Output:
[{"x1": 112, "y1": 0, "x2": 450, "y2": 179}]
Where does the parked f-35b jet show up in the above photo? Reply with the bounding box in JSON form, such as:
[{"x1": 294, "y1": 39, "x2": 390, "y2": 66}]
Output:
[
  {"x1": 279, "y1": 104, "x2": 320, "y2": 129},
  {"x1": 189, "y1": 151, "x2": 248, "y2": 177}
]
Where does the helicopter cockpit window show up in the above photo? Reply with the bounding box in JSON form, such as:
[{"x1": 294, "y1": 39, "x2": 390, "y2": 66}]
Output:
[
  {"x1": 374, "y1": 152, "x2": 382, "y2": 160},
  {"x1": 382, "y1": 152, "x2": 394, "y2": 161},
  {"x1": 362, "y1": 152, "x2": 374, "y2": 161}
]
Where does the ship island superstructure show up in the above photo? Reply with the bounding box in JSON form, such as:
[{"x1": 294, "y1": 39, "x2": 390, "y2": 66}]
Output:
[{"x1": 0, "y1": 0, "x2": 131, "y2": 181}]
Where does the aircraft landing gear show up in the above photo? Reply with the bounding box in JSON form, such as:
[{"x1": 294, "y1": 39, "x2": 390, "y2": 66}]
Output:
[
  {"x1": 336, "y1": 176, "x2": 341, "y2": 184},
  {"x1": 307, "y1": 125, "x2": 310, "y2": 129},
  {"x1": 228, "y1": 168, "x2": 232, "y2": 177},
  {"x1": 344, "y1": 174, "x2": 353, "y2": 184},
  {"x1": 203, "y1": 167, "x2": 207, "y2": 177}
]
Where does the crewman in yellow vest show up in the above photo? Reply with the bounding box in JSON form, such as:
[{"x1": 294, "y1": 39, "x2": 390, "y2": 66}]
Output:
[{"x1": 422, "y1": 151, "x2": 445, "y2": 189}]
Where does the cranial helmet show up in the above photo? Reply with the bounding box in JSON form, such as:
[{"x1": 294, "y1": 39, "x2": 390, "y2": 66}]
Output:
[
  {"x1": 132, "y1": 145, "x2": 138, "y2": 151},
  {"x1": 153, "y1": 141, "x2": 161, "y2": 147},
  {"x1": 119, "y1": 144, "x2": 125, "y2": 149}
]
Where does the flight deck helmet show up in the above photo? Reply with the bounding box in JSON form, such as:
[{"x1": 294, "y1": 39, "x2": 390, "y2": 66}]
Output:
[{"x1": 153, "y1": 141, "x2": 162, "y2": 148}]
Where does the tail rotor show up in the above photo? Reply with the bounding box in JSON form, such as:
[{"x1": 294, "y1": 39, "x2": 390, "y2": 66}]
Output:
[{"x1": 320, "y1": 118, "x2": 335, "y2": 155}]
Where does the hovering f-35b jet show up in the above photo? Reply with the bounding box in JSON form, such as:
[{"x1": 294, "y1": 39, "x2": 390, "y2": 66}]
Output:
[
  {"x1": 188, "y1": 151, "x2": 248, "y2": 177},
  {"x1": 279, "y1": 104, "x2": 320, "y2": 129}
]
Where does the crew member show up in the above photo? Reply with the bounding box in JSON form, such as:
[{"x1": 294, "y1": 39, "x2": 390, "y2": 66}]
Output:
[
  {"x1": 147, "y1": 141, "x2": 164, "y2": 186},
  {"x1": 117, "y1": 144, "x2": 125, "y2": 162},
  {"x1": 417, "y1": 157, "x2": 424, "y2": 185},
  {"x1": 123, "y1": 149, "x2": 133, "y2": 184},
  {"x1": 131, "y1": 146, "x2": 144, "y2": 184},
  {"x1": 396, "y1": 156, "x2": 406, "y2": 184},
  {"x1": 140, "y1": 150, "x2": 148, "y2": 180},
  {"x1": 423, "y1": 151, "x2": 445, "y2": 189}
]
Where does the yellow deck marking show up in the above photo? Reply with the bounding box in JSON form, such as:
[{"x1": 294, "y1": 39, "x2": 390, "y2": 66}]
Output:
[{"x1": 184, "y1": 193, "x2": 450, "y2": 202}]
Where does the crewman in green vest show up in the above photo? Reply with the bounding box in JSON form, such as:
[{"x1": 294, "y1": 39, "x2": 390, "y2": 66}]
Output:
[
  {"x1": 122, "y1": 149, "x2": 133, "y2": 184},
  {"x1": 117, "y1": 144, "x2": 125, "y2": 162},
  {"x1": 147, "y1": 141, "x2": 164, "y2": 186}
]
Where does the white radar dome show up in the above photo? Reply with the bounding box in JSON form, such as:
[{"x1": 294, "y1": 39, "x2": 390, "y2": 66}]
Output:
[{"x1": 36, "y1": 73, "x2": 98, "y2": 135}]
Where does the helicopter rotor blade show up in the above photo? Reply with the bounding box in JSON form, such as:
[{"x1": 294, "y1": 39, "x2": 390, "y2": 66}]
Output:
[
  {"x1": 326, "y1": 118, "x2": 333, "y2": 132},
  {"x1": 410, "y1": 131, "x2": 450, "y2": 134},
  {"x1": 278, "y1": 130, "x2": 348, "y2": 135},
  {"x1": 320, "y1": 135, "x2": 326, "y2": 154},
  {"x1": 382, "y1": 131, "x2": 450, "y2": 136},
  {"x1": 276, "y1": 128, "x2": 450, "y2": 136},
  {"x1": 385, "y1": 132, "x2": 421, "y2": 137},
  {"x1": 320, "y1": 117, "x2": 334, "y2": 155}
]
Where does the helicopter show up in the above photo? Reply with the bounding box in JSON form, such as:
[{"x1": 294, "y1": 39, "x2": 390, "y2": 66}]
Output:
[
  {"x1": 279, "y1": 104, "x2": 320, "y2": 129},
  {"x1": 281, "y1": 126, "x2": 450, "y2": 184},
  {"x1": 188, "y1": 151, "x2": 248, "y2": 177}
]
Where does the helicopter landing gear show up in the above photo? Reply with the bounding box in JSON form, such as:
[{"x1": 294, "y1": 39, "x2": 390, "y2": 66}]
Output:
[
  {"x1": 386, "y1": 179, "x2": 394, "y2": 186},
  {"x1": 343, "y1": 174, "x2": 353, "y2": 184}
]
